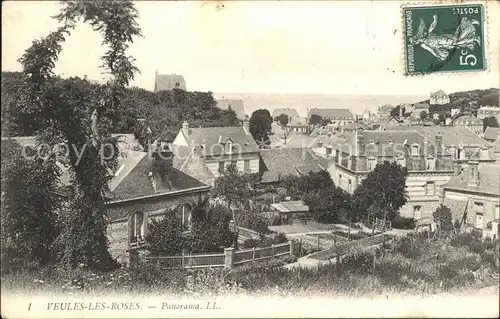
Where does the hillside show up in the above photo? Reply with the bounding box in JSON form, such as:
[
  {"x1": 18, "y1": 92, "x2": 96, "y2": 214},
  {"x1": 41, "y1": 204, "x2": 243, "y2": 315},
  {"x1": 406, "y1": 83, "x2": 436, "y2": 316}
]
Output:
[
  {"x1": 1, "y1": 71, "x2": 239, "y2": 141},
  {"x1": 424, "y1": 88, "x2": 499, "y2": 116}
]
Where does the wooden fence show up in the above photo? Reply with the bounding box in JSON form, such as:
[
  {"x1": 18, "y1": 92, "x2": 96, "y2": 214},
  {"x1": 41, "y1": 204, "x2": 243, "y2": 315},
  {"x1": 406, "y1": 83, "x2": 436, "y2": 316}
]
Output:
[{"x1": 137, "y1": 241, "x2": 293, "y2": 269}]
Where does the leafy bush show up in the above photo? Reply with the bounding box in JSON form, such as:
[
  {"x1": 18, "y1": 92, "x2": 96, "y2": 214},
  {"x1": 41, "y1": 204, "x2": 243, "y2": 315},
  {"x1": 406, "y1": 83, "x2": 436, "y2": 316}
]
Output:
[
  {"x1": 391, "y1": 216, "x2": 416, "y2": 229},
  {"x1": 237, "y1": 214, "x2": 271, "y2": 234}
]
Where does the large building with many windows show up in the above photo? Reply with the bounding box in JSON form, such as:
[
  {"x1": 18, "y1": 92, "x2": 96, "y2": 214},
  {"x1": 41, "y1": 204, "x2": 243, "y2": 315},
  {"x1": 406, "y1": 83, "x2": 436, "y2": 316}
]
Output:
[{"x1": 333, "y1": 129, "x2": 455, "y2": 220}]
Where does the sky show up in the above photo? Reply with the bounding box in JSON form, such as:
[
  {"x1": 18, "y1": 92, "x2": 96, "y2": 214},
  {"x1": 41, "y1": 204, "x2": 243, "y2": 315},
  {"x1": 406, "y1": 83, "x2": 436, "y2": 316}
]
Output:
[{"x1": 2, "y1": 0, "x2": 499, "y2": 95}]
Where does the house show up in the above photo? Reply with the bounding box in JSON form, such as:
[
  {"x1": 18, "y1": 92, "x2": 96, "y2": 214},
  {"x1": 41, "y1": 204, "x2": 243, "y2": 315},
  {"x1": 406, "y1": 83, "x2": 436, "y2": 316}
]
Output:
[
  {"x1": 3, "y1": 135, "x2": 213, "y2": 265},
  {"x1": 172, "y1": 121, "x2": 260, "y2": 178},
  {"x1": 307, "y1": 108, "x2": 354, "y2": 126},
  {"x1": 483, "y1": 126, "x2": 499, "y2": 142},
  {"x1": 341, "y1": 122, "x2": 367, "y2": 137},
  {"x1": 430, "y1": 89, "x2": 450, "y2": 105},
  {"x1": 477, "y1": 105, "x2": 500, "y2": 122},
  {"x1": 334, "y1": 129, "x2": 455, "y2": 220},
  {"x1": 154, "y1": 71, "x2": 187, "y2": 92},
  {"x1": 270, "y1": 200, "x2": 310, "y2": 225},
  {"x1": 259, "y1": 148, "x2": 325, "y2": 184},
  {"x1": 377, "y1": 104, "x2": 394, "y2": 120},
  {"x1": 287, "y1": 117, "x2": 310, "y2": 134},
  {"x1": 313, "y1": 133, "x2": 346, "y2": 159},
  {"x1": 389, "y1": 126, "x2": 495, "y2": 164},
  {"x1": 410, "y1": 103, "x2": 430, "y2": 119},
  {"x1": 215, "y1": 99, "x2": 246, "y2": 120},
  {"x1": 451, "y1": 108, "x2": 461, "y2": 117},
  {"x1": 271, "y1": 108, "x2": 300, "y2": 119},
  {"x1": 441, "y1": 161, "x2": 500, "y2": 239},
  {"x1": 453, "y1": 115, "x2": 483, "y2": 134}
]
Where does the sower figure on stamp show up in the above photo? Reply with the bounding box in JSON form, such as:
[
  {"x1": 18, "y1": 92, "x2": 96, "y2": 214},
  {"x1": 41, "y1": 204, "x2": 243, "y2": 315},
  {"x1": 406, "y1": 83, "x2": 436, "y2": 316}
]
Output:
[{"x1": 410, "y1": 15, "x2": 481, "y2": 61}]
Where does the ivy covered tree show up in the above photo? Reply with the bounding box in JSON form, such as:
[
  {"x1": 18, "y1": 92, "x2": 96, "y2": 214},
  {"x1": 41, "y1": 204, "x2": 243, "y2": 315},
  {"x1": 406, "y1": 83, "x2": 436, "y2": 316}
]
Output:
[
  {"x1": 351, "y1": 161, "x2": 409, "y2": 224},
  {"x1": 1, "y1": 140, "x2": 62, "y2": 273},
  {"x1": 16, "y1": 0, "x2": 142, "y2": 270}
]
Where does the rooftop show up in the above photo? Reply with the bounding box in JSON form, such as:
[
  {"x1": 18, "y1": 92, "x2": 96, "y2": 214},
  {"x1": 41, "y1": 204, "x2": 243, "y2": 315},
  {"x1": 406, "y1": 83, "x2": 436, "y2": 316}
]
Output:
[
  {"x1": 179, "y1": 125, "x2": 259, "y2": 156},
  {"x1": 444, "y1": 162, "x2": 500, "y2": 196},
  {"x1": 389, "y1": 126, "x2": 492, "y2": 148},
  {"x1": 483, "y1": 127, "x2": 499, "y2": 141},
  {"x1": 308, "y1": 108, "x2": 353, "y2": 119},
  {"x1": 215, "y1": 99, "x2": 246, "y2": 120},
  {"x1": 259, "y1": 148, "x2": 324, "y2": 183},
  {"x1": 270, "y1": 200, "x2": 309, "y2": 213},
  {"x1": 154, "y1": 73, "x2": 186, "y2": 92},
  {"x1": 271, "y1": 108, "x2": 300, "y2": 119}
]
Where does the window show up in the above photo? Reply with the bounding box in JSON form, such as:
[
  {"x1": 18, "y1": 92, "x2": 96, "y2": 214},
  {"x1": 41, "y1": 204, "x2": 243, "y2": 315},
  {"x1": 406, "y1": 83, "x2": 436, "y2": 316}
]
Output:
[
  {"x1": 225, "y1": 141, "x2": 233, "y2": 154},
  {"x1": 177, "y1": 203, "x2": 192, "y2": 230},
  {"x1": 413, "y1": 206, "x2": 422, "y2": 219},
  {"x1": 129, "y1": 211, "x2": 145, "y2": 244},
  {"x1": 426, "y1": 157, "x2": 435, "y2": 170},
  {"x1": 475, "y1": 202, "x2": 484, "y2": 212},
  {"x1": 425, "y1": 181, "x2": 435, "y2": 195},
  {"x1": 480, "y1": 147, "x2": 489, "y2": 160},
  {"x1": 396, "y1": 155, "x2": 406, "y2": 167},
  {"x1": 244, "y1": 160, "x2": 250, "y2": 172},
  {"x1": 218, "y1": 161, "x2": 225, "y2": 173},
  {"x1": 475, "y1": 213, "x2": 484, "y2": 229},
  {"x1": 411, "y1": 144, "x2": 420, "y2": 156},
  {"x1": 368, "y1": 157, "x2": 377, "y2": 171},
  {"x1": 348, "y1": 179, "x2": 352, "y2": 193}
]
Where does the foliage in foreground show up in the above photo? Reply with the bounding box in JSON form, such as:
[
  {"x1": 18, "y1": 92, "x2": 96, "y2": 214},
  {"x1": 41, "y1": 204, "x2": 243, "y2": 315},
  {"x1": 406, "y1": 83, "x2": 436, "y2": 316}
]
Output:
[{"x1": 3, "y1": 233, "x2": 498, "y2": 297}]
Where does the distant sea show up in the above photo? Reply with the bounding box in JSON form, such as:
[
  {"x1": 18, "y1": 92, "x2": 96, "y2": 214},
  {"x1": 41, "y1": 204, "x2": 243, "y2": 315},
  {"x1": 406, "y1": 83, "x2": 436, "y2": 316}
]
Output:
[{"x1": 213, "y1": 93, "x2": 429, "y2": 118}]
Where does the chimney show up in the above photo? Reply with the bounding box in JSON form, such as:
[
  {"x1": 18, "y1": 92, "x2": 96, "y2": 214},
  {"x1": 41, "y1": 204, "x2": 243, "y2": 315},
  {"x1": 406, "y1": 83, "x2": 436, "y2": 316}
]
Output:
[
  {"x1": 182, "y1": 121, "x2": 190, "y2": 137},
  {"x1": 243, "y1": 120, "x2": 250, "y2": 134},
  {"x1": 357, "y1": 129, "x2": 365, "y2": 155},
  {"x1": 152, "y1": 140, "x2": 174, "y2": 176},
  {"x1": 435, "y1": 133, "x2": 443, "y2": 156},
  {"x1": 399, "y1": 106, "x2": 403, "y2": 118},
  {"x1": 467, "y1": 160, "x2": 479, "y2": 187}
]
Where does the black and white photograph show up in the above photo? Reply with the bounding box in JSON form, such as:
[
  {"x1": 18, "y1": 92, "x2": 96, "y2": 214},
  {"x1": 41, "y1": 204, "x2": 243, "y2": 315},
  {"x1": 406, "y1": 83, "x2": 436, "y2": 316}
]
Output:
[{"x1": 1, "y1": 1, "x2": 499, "y2": 318}]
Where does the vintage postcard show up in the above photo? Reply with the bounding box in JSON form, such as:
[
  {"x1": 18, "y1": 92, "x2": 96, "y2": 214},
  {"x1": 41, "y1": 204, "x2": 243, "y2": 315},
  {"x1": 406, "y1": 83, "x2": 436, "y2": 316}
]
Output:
[{"x1": 1, "y1": 0, "x2": 499, "y2": 318}]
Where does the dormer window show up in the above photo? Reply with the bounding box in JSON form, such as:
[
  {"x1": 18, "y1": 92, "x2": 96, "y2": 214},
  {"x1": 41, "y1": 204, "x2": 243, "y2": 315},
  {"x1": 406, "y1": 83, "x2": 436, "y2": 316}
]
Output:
[
  {"x1": 411, "y1": 144, "x2": 420, "y2": 156},
  {"x1": 369, "y1": 140, "x2": 375, "y2": 144},
  {"x1": 426, "y1": 156, "x2": 436, "y2": 170},
  {"x1": 367, "y1": 156, "x2": 377, "y2": 171},
  {"x1": 225, "y1": 140, "x2": 233, "y2": 154},
  {"x1": 388, "y1": 140, "x2": 393, "y2": 145}
]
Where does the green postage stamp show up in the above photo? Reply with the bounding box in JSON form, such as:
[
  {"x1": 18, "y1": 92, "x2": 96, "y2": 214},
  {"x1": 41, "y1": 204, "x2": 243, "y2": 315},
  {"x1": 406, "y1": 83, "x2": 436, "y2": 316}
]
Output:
[{"x1": 403, "y1": 3, "x2": 485, "y2": 75}]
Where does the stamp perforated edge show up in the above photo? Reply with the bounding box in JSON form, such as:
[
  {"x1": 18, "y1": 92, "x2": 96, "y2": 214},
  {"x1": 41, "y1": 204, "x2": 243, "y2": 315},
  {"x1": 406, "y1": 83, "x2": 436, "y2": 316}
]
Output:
[{"x1": 400, "y1": 0, "x2": 490, "y2": 77}]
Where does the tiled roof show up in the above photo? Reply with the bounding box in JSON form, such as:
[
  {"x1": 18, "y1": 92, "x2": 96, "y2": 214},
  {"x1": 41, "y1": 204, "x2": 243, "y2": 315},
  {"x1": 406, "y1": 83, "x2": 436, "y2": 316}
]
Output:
[
  {"x1": 270, "y1": 200, "x2": 309, "y2": 213},
  {"x1": 272, "y1": 108, "x2": 300, "y2": 119},
  {"x1": 389, "y1": 126, "x2": 492, "y2": 148},
  {"x1": 215, "y1": 99, "x2": 246, "y2": 120},
  {"x1": 154, "y1": 73, "x2": 186, "y2": 92},
  {"x1": 110, "y1": 154, "x2": 208, "y2": 202},
  {"x1": 259, "y1": 148, "x2": 324, "y2": 183},
  {"x1": 181, "y1": 126, "x2": 259, "y2": 156},
  {"x1": 483, "y1": 127, "x2": 499, "y2": 141},
  {"x1": 281, "y1": 133, "x2": 319, "y2": 149},
  {"x1": 453, "y1": 116, "x2": 483, "y2": 125},
  {"x1": 443, "y1": 162, "x2": 500, "y2": 196},
  {"x1": 308, "y1": 108, "x2": 353, "y2": 119},
  {"x1": 340, "y1": 130, "x2": 443, "y2": 157}
]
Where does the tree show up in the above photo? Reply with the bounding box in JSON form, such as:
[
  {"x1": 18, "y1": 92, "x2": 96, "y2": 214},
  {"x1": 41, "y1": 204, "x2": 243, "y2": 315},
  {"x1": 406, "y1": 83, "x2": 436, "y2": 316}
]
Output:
[
  {"x1": 433, "y1": 204, "x2": 453, "y2": 237},
  {"x1": 483, "y1": 116, "x2": 499, "y2": 132},
  {"x1": 1, "y1": 139, "x2": 62, "y2": 273},
  {"x1": 249, "y1": 109, "x2": 273, "y2": 148},
  {"x1": 187, "y1": 197, "x2": 236, "y2": 253},
  {"x1": 146, "y1": 208, "x2": 186, "y2": 256},
  {"x1": 309, "y1": 114, "x2": 323, "y2": 126},
  {"x1": 212, "y1": 163, "x2": 260, "y2": 212},
  {"x1": 420, "y1": 110, "x2": 428, "y2": 121},
  {"x1": 351, "y1": 161, "x2": 409, "y2": 223},
  {"x1": 17, "y1": 0, "x2": 142, "y2": 270},
  {"x1": 275, "y1": 113, "x2": 289, "y2": 126},
  {"x1": 282, "y1": 170, "x2": 351, "y2": 223}
]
